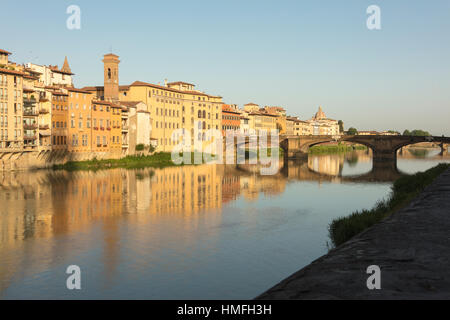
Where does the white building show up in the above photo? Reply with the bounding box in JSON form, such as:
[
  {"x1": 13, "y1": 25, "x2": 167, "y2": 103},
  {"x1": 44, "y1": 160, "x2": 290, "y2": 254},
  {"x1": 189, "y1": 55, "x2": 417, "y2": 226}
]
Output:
[{"x1": 25, "y1": 57, "x2": 74, "y2": 87}]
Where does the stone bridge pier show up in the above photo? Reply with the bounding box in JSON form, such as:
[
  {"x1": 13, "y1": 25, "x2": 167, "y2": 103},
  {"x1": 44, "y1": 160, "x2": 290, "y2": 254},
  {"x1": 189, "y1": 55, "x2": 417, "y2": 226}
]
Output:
[
  {"x1": 280, "y1": 137, "x2": 309, "y2": 159},
  {"x1": 440, "y1": 143, "x2": 449, "y2": 156}
]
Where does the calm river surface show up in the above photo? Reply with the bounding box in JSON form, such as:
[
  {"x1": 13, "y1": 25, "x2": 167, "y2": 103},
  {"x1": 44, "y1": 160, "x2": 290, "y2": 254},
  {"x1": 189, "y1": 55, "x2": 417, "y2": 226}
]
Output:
[{"x1": 1, "y1": 148, "x2": 449, "y2": 299}]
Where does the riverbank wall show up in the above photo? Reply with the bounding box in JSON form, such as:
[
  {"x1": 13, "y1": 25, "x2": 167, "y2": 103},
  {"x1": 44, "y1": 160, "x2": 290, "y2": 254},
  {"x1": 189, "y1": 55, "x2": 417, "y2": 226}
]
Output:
[
  {"x1": 256, "y1": 168, "x2": 450, "y2": 299},
  {"x1": 0, "y1": 150, "x2": 153, "y2": 171}
]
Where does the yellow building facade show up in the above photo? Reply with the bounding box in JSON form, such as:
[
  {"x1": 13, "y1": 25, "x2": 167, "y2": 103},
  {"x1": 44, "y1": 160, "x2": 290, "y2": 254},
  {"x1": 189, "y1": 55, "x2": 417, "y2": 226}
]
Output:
[
  {"x1": 0, "y1": 49, "x2": 25, "y2": 151},
  {"x1": 121, "y1": 81, "x2": 223, "y2": 152}
]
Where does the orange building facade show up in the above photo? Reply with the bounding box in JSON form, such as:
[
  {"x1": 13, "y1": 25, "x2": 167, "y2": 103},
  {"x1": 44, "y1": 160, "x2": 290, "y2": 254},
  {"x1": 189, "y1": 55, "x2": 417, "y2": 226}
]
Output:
[
  {"x1": 67, "y1": 88, "x2": 94, "y2": 153},
  {"x1": 110, "y1": 104, "x2": 122, "y2": 155},
  {"x1": 221, "y1": 104, "x2": 241, "y2": 136},
  {"x1": 51, "y1": 91, "x2": 68, "y2": 150}
]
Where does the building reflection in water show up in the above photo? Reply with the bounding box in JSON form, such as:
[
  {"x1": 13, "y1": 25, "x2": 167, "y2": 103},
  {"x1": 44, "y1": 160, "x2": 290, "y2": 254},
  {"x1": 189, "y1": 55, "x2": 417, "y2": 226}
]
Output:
[{"x1": 0, "y1": 147, "x2": 448, "y2": 296}]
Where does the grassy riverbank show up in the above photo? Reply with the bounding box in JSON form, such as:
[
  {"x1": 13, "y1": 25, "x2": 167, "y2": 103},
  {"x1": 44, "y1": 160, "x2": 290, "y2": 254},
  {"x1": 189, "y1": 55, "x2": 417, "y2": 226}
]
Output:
[
  {"x1": 244, "y1": 147, "x2": 284, "y2": 159},
  {"x1": 329, "y1": 163, "x2": 450, "y2": 247},
  {"x1": 309, "y1": 144, "x2": 367, "y2": 154},
  {"x1": 54, "y1": 148, "x2": 284, "y2": 171},
  {"x1": 53, "y1": 152, "x2": 182, "y2": 171}
]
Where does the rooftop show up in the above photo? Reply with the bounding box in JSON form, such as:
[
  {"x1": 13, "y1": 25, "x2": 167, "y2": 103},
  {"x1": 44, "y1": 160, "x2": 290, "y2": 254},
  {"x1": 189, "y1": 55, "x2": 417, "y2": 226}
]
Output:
[{"x1": 0, "y1": 49, "x2": 12, "y2": 55}]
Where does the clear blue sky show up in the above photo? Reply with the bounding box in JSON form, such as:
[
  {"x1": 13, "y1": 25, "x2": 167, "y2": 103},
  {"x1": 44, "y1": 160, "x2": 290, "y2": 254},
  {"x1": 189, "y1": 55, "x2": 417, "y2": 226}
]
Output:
[{"x1": 1, "y1": 0, "x2": 449, "y2": 135}]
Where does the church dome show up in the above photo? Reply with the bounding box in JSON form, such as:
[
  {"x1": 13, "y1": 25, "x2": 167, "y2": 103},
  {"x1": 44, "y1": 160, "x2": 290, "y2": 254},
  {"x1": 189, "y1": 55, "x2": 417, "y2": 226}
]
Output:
[{"x1": 313, "y1": 106, "x2": 326, "y2": 120}]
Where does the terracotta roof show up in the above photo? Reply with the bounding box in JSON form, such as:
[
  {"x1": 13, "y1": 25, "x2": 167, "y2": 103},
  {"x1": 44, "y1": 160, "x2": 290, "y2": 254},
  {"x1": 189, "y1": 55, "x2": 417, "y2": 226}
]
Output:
[
  {"x1": 248, "y1": 111, "x2": 278, "y2": 117},
  {"x1": 52, "y1": 91, "x2": 68, "y2": 96},
  {"x1": 49, "y1": 65, "x2": 74, "y2": 75},
  {"x1": 244, "y1": 103, "x2": 259, "y2": 106},
  {"x1": 294, "y1": 119, "x2": 309, "y2": 124},
  {"x1": 104, "y1": 53, "x2": 119, "y2": 58},
  {"x1": 120, "y1": 101, "x2": 143, "y2": 107},
  {"x1": 222, "y1": 105, "x2": 241, "y2": 115},
  {"x1": 0, "y1": 49, "x2": 11, "y2": 55},
  {"x1": 265, "y1": 106, "x2": 285, "y2": 111},
  {"x1": 130, "y1": 81, "x2": 222, "y2": 98},
  {"x1": 167, "y1": 81, "x2": 195, "y2": 87},
  {"x1": 0, "y1": 67, "x2": 26, "y2": 76},
  {"x1": 67, "y1": 87, "x2": 93, "y2": 94},
  {"x1": 81, "y1": 85, "x2": 130, "y2": 91},
  {"x1": 23, "y1": 74, "x2": 39, "y2": 80},
  {"x1": 92, "y1": 100, "x2": 121, "y2": 108}
]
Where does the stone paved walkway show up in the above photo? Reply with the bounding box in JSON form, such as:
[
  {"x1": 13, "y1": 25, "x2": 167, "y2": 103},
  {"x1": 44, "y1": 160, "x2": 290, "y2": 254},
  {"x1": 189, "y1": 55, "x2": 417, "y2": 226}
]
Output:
[{"x1": 256, "y1": 169, "x2": 450, "y2": 300}]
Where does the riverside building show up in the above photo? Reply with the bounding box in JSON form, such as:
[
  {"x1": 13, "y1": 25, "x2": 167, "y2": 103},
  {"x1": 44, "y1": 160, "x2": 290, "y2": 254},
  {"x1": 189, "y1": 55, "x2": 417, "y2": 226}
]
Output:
[{"x1": 84, "y1": 54, "x2": 223, "y2": 153}]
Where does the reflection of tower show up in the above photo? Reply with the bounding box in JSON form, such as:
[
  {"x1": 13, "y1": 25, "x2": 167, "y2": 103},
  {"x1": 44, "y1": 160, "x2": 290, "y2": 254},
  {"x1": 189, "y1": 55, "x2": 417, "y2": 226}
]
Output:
[
  {"x1": 102, "y1": 217, "x2": 120, "y2": 286},
  {"x1": 103, "y1": 53, "x2": 120, "y2": 102}
]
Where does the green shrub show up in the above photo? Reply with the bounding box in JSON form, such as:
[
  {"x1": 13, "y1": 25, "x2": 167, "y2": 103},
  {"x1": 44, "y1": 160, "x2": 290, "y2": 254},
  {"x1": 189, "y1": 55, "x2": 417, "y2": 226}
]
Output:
[{"x1": 328, "y1": 163, "x2": 450, "y2": 247}]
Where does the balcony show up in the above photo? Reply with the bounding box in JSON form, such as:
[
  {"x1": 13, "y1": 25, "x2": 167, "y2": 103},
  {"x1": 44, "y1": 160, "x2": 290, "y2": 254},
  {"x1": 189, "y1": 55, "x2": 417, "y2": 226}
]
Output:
[
  {"x1": 23, "y1": 134, "x2": 37, "y2": 141},
  {"x1": 39, "y1": 94, "x2": 49, "y2": 102},
  {"x1": 39, "y1": 108, "x2": 49, "y2": 114},
  {"x1": 23, "y1": 109, "x2": 39, "y2": 117},
  {"x1": 23, "y1": 123, "x2": 38, "y2": 130},
  {"x1": 23, "y1": 97, "x2": 37, "y2": 106},
  {"x1": 107, "y1": 127, "x2": 111, "y2": 131},
  {"x1": 39, "y1": 124, "x2": 49, "y2": 130},
  {"x1": 122, "y1": 125, "x2": 128, "y2": 131},
  {"x1": 94, "y1": 127, "x2": 99, "y2": 130}
]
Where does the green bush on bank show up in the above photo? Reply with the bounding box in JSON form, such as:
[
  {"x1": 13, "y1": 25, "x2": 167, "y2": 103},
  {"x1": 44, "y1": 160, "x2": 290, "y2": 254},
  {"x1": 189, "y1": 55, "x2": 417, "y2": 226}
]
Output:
[
  {"x1": 328, "y1": 163, "x2": 450, "y2": 247},
  {"x1": 53, "y1": 152, "x2": 180, "y2": 171},
  {"x1": 309, "y1": 144, "x2": 367, "y2": 154}
]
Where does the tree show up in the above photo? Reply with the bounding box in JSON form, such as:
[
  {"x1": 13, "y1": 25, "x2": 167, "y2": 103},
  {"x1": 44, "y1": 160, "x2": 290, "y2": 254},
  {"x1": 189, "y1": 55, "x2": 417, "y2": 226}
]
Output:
[
  {"x1": 410, "y1": 129, "x2": 431, "y2": 137},
  {"x1": 338, "y1": 120, "x2": 344, "y2": 133},
  {"x1": 347, "y1": 127, "x2": 358, "y2": 135},
  {"x1": 403, "y1": 129, "x2": 430, "y2": 136}
]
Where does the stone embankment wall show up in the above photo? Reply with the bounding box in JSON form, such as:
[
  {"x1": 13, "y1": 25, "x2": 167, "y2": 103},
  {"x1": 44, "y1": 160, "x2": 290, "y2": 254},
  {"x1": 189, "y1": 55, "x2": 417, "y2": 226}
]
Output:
[{"x1": 0, "y1": 151, "x2": 123, "y2": 171}]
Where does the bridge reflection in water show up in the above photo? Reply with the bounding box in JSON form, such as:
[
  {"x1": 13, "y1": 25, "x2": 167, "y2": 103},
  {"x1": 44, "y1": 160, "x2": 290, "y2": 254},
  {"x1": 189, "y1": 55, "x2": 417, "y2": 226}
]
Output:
[{"x1": 237, "y1": 148, "x2": 450, "y2": 183}]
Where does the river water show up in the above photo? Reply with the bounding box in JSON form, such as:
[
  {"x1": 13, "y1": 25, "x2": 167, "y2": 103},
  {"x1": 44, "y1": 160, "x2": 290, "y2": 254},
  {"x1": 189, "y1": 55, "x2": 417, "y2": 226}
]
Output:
[{"x1": 0, "y1": 148, "x2": 449, "y2": 299}]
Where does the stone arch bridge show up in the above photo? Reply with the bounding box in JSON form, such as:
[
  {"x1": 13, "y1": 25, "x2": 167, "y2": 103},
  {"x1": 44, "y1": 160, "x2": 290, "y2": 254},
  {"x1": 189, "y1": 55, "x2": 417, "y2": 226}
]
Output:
[{"x1": 279, "y1": 135, "x2": 450, "y2": 162}]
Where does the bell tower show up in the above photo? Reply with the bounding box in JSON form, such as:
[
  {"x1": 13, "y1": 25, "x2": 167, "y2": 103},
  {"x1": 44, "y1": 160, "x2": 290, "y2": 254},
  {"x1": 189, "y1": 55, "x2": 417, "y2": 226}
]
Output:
[{"x1": 103, "y1": 53, "x2": 120, "y2": 102}]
